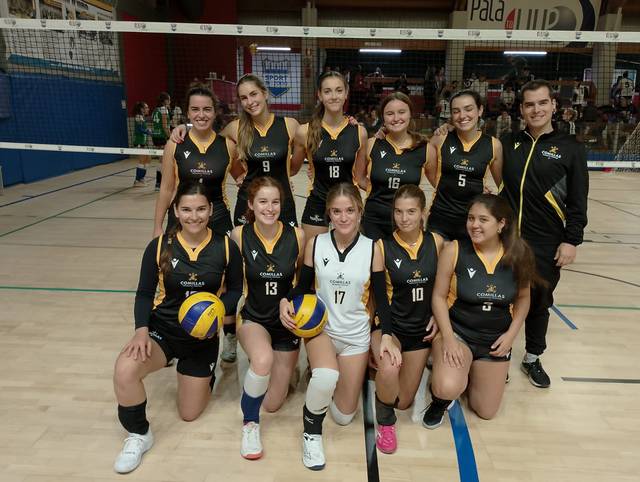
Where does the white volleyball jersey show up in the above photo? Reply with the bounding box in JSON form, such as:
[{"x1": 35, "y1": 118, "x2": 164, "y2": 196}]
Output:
[{"x1": 313, "y1": 231, "x2": 373, "y2": 347}]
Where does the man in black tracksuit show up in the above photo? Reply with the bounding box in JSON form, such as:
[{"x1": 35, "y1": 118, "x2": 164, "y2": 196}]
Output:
[{"x1": 500, "y1": 80, "x2": 589, "y2": 388}]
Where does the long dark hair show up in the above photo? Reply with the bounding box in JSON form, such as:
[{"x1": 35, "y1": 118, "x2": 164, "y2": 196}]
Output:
[
  {"x1": 159, "y1": 182, "x2": 212, "y2": 276},
  {"x1": 186, "y1": 82, "x2": 218, "y2": 111},
  {"x1": 379, "y1": 92, "x2": 427, "y2": 149},
  {"x1": 244, "y1": 176, "x2": 285, "y2": 224},
  {"x1": 307, "y1": 71, "x2": 348, "y2": 156},
  {"x1": 468, "y1": 194, "x2": 538, "y2": 288}
]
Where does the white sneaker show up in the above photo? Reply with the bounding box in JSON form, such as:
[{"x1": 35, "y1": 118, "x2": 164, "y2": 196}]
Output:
[
  {"x1": 240, "y1": 422, "x2": 263, "y2": 460},
  {"x1": 221, "y1": 333, "x2": 237, "y2": 363},
  {"x1": 114, "y1": 430, "x2": 154, "y2": 474},
  {"x1": 302, "y1": 432, "x2": 325, "y2": 470}
]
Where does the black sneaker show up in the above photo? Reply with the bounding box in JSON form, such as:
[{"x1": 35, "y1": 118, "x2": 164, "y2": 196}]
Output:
[
  {"x1": 521, "y1": 359, "x2": 551, "y2": 388},
  {"x1": 422, "y1": 399, "x2": 455, "y2": 429}
]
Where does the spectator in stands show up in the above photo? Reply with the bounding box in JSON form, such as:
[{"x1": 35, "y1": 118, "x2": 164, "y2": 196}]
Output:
[
  {"x1": 559, "y1": 108, "x2": 577, "y2": 136},
  {"x1": 394, "y1": 73, "x2": 409, "y2": 95},
  {"x1": 616, "y1": 97, "x2": 637, "y2": 123},
  {"x1": 572, "y1": 80, "x2": 588, "y2": 118},
  {"x1": 476, "y1": 74, "x2": 489, "y2": 104},
  {"x1": 435, "y1": 67, "x2": 446, "y2": 96},
  {"x1": 581, "y1": 100, "x2": 599, "y2": 123},
  {"x1": 500, "y1": 85, "x2": 516, "y2": 113},
  {"x1": 495, "y1": 109, "x2": 512, "y2": 138},
  {"x1": 437, "y1": 91, "x2": 451, "y2": 126},
  {"x1": 423, "y1": 66, "x2": 437, "y2": 116},
  {"x1": 366, "y1": 108, "x2": 383, "y2": 135},
  {"x1": 351, "y1": 65, "x2": 366, "y2": 113}
]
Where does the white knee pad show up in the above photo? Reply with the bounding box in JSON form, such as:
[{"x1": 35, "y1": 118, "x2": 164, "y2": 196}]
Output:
[
  {"x1": 305, "y1": 368, "x2": 339, "y2": 414},
  {"x1": 329, "y1": 400, "x2": 356, "y2": 426},
  {"x1": 243, "y1": 368, "x2": 270, "y2": 398}
]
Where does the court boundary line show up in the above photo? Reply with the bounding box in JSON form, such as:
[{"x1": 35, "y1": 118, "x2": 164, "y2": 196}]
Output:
[
  {"x1": 562, "y1": 377, "x2": 640, "y2": 384},
  {"x1": 0, "y1": 187, "x2": 131, "y2": 238},
  {"x1": 563, "y1": 268, "x2": 640, "y2": 289},
  {"x1": 448, "y1": 401, "x2": 480, "y2": 482},
  {"x1": 551, "y1": 305, "x2": 578, "y2": 330},
  {"x1": 589, "y1": 198, "x2": 640, "y2": 219},
  {"x1": 0, "y1": 167, "x2": 134, "y2": 208}
]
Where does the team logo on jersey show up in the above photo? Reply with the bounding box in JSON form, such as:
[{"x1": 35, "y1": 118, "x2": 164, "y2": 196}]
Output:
[
  {"x1": 487, "y1": 284, "x2": 496, "y2": 293},
  {"x1": 542, "y1": 146, "x2": 562, "y2": 160},
  {"x1": 330, "y1": 271, "x2": 351, "y2": 287},
  {"x1": 184, "y1": 150, "x2": 191, "y2": 159},
  {"x1": 449, "y1": 146, "x2": 457, "y2": 154},
  {"x1": 289, "y1": 221, "x2": 296, "y2": 227},
  {"x1": 330, "y1": 149, "x2": 338, "y2": 157},
  {"x1": 467, "y1": 267, "x2": 477, "y2": 278},
  {"x1": 260, "y1": 263, "x2": 283, "y2": 278},
  {"x1": 413, "y1": 270, "x2": 422, "y2": 278},
  {"x1": 292, "y1": 338, "x2": 299, "y2": 345},
  {"x1": 322, "y1": 257, "x2": 330, "y2": 266},
  {"x1": 477, "y1": 284, "x2": 505, "y2": 300},
  {"x1": 255, "y1": 145, "x2": 276, "y2": 158},
  {"x1": 393, "y1": 258, "x2": 402, "y2": 269},
  {"x1": 337, "y1": 272, "x2": 344, "y2": 280},
  {"x1": 454, "y1": 159, "x2": 474, "y2": 172},
  {"x1": 190, "y1": 161, "x2": 214, "y2": 176},
  {"x1": 392, "y1": 162, "x2": 401, "y2": 169},
  {"x1": 385, "y1": 163, "x2": 406, "y2": 175},
  {"x1": 171, "y1": 258, "x2": 179, "y2": 269},
  {"x1": 380, "y1": 150, "x2": 387, "y2": 158},
  {"x1": 311, "y1": 214, "x2": 324, "y2": 223},
  {"x1": 180, "y1": 272, "x2": 205, "y2": 288},
  {"x1": 251, "y1": 249, "x2": 259, "y2": 260},
  {"x1": 514, "y1": 142, "x2": 521, "y2": 150}
]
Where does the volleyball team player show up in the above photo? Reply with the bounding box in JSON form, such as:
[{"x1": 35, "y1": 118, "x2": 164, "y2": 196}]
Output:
[
  {"x1": 427, "y1": 90, "x2": 503, "y2": 240},
  {"x1": 499, "y1": 79, "x2": 589, "y2": 388},
  {"x1": 361, "y1": 92, "x2": 429, "y2": 240},
  {"x1": 113, "y1": 181, "x2": 243, "y2": 474},
  {"x1": 151, "y1": 92, "x2": 172, "y2": 190},
  {"x1": 132, "y1": 101, "x2": 152, "y2": 187},
  {"x1": 153, "y1": 83, "x2": 244, "y2": 239},
  {"x1": 372, "y1": 185, "x2": 443, "y2": 453},
  {"x1": 424, "y1": 194, "x2": 534, "y2": 427},
  {"x1": 296, "y1": 71, "x2": 368, "y2": 240},
  {"x1": 229, "y1": 177, "x2": 305, "y2": 460},
  {"x1": 280, "y1": 183, "x2": 399, "y2": 470}
]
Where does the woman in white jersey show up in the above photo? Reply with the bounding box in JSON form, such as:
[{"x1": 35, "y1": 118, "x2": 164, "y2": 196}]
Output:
[{"x1": 279, "y1": 182, "x2": 399, "y2": 471}]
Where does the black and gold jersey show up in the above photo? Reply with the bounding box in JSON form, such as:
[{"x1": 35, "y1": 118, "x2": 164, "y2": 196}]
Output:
[
  {"x1": 173, "y1": 131, "x2": 232, "y2": 221},
  {"x1": 364, "y1": 138, "x2": 427, "y2": 225},
  {"x1": 428, "y1": 131, "x2": 495, "y2": 226},
  {"x1": 379, "y1": 231, "x2": 438, "y2": 337},
  {"x1": 148, "y1": 230, "x2": 238, "y2": 343},
  {"x1": 448, "y1": 238, "x2": 518, "y2": 345},
  {"x1": 308, "y1": 119, "x2": 360, "y2": 200},
  {"x1": 239, "y1": 222, "x2": 301, "y2": 326}
]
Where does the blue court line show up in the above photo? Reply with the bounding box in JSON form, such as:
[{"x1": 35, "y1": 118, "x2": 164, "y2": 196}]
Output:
[
  {"x1": 0, "y1": 167, "x2": 134, "y2": 208},
  {"x1": 448, "y1": 400, "x2": 480, "y2": 482},
  {"x1": 551, "y1": 305, "x2": 578, "y2": 330}
]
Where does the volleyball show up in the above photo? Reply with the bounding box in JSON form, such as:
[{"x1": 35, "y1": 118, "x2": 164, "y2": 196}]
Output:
[
  {"x1": 178, "y1": 292, "x2": 225, "y2": 339},
  {"x1": 290, "y1": 294, "x2": 328, "y2": 338}
]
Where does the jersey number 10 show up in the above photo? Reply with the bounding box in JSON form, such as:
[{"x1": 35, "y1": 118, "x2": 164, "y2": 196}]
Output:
[{"x1": 412, "y1": 287, "x2": 424, "y2": 302}]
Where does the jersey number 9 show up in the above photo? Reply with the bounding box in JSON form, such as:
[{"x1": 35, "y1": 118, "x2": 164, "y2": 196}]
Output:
[{"x1": 262, "y1": 160, "x2": 271, "y2": 172}]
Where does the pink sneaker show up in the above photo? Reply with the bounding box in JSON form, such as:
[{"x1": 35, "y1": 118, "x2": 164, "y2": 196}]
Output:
[{"x1": 375, "y1": 424, "x2": 397, "y2": 454}]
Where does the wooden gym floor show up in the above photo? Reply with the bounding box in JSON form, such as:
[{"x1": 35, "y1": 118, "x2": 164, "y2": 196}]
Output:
[{"x1": 0, "y1": 158, "x2": 638, "y2": 482}]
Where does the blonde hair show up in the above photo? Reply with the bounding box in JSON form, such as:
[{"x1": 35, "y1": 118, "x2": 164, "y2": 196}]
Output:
[{"x1": 236, "y1": 74, "x2": 269, "y2": 161}]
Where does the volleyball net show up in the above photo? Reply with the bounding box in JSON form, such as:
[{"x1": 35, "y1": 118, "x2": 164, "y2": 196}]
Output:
[{"x1": 1, "y1": 18, "x2": 639, "y2": 185}]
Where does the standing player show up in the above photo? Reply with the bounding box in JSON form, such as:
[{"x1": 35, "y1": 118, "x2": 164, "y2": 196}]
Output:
[
  {"x1": 171, "y1": 74, "x2": 305, "y2": 228},
  {"x1": 427, "y1": 90, "x2": 503, "y2": 240},
  {"x1": 372, "y1": 185, "x2": 443, "y2": 453},
  {"x1": 499, "y1": 79, "x2": 588, "y2": 388},
  {"x1": 424, "y1": 194, "x2": 534, "y2": 427},
  {"x1": 151, "y1": 92, "x2": 171, "y2": 190},
  {"x1": 362, "y1": 92, "x2": 429, "y2": 240},
  {"x1": 153, "y1": 83, "x2": 243, "y2": 239},
  {"x1": 280, "y1": 183, "x2": 399, "y2": 471},
  {"x1": 132, "y1": 101, "x2": 152, "y2": 187},
  {"x1": 230, "y1": 177, "x2": 305, "y2": 460},
  {"x1": 296, "y1": 71, "x2": 368, "y2": 241},
  {"x1": 112, "y1": 181, "x2": 243, "y2": 474}
]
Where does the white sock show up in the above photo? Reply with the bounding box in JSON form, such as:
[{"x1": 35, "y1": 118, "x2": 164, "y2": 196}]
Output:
[{"x1": 524, "y1": 353, "x2": 538, "y2": 363}]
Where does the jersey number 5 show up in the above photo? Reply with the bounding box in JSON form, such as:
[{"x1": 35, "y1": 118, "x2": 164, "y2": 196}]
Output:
[{"x1": 458, "y1": 173, "x2": 466, "y2": 187}]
